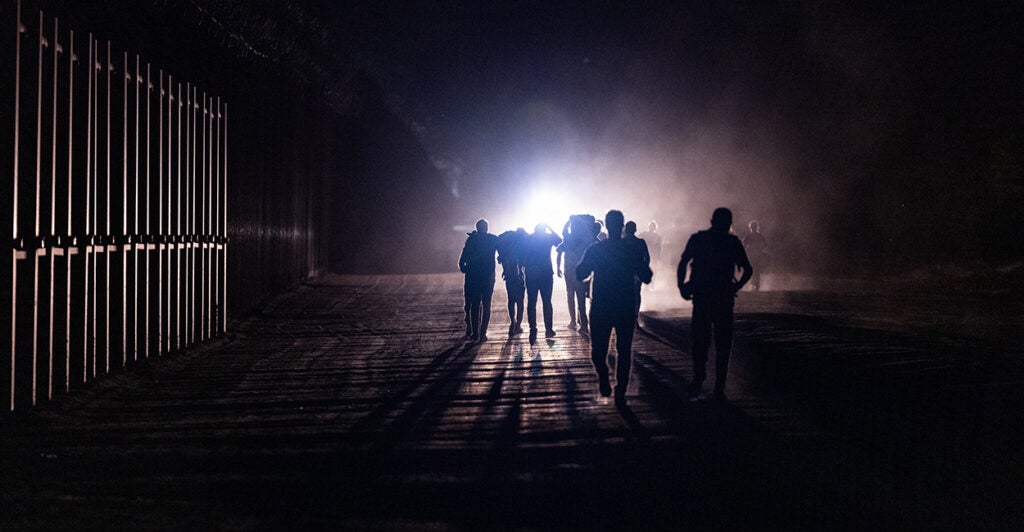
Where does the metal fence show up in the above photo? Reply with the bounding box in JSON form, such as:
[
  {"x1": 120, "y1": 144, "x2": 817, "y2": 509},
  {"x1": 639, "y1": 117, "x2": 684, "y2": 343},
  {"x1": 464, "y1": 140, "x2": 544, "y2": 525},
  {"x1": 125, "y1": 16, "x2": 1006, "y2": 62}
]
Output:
[{"x1": 5, "y1": 0, "x2": 227, "y2": 411}]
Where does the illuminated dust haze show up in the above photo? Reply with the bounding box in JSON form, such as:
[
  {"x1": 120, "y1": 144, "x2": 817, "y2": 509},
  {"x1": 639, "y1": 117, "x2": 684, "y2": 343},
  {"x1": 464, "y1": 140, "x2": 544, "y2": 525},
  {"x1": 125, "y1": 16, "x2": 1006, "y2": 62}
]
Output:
[{"x1": 315, "y1": 1, "x2": 1021, "y2": 278}]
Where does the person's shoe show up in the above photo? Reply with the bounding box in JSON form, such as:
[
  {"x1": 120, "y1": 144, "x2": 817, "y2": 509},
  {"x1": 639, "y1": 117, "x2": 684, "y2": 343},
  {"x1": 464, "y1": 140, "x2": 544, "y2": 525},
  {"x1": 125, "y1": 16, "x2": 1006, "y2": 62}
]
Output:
[
  {"x1": 479, "y1": 333, "x2": 488, "y2": 342},
  {"x1": 579, "y1": 324, "x2": 589, "y2": 335},
  {"x1": 509, "y1": 325, "x2": 516, "y2": 336},
  {"x1": 470, "y1": 334, "x2": 478, "y2": 342},
  {"x1": 614, "y1": 386, "x2": 627, "y2": 404},
  {"x1": 598, "y1": 376, "x2": 612, "y2": 397},
  {"x1": 465, "y1": 326, "x2": 474, "y2": 338},
  {"x1": 529, "y1": 329, "x2": 537, "y2": 344},
  {"x1": 515, "y1": 325, "x2": 524, "y2": 334},
  {"x1": 568, "y1": 320, "x2": 577, "y2": 330},
  {"x1": 687, "y1": 383, "x2": 703, "y2": 401},
  {"x1": 545, "y1": 329, "x2": 557, "y2": 338}
]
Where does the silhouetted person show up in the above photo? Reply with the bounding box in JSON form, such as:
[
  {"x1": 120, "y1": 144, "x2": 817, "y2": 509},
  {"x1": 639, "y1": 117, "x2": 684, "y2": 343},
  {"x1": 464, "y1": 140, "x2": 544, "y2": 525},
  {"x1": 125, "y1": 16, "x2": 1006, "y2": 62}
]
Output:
[
  {"x1": 623, "y1": 220, "x2": 651, "y2": 323},
  {"x1": 743, "y1": 220, "x2": 769, "y2": 291},
  {"x1": 638, "y1": 220, "x2": 663, "y2": 270},
  {"x1": 577, "y1": 210, "x2": 653, "y2": 403},
  {"x1": 497, "y1": 227, "x2": 528, "y2": 336},
  {"x1": 557, "y1": 215, "x2": 597, "y2": 333},
  {"x1": 522, "y1": 223, "x2": 562, "y2": 343},
  {"x1": 677, "y1": 208, "x2": 753, "y2": 401},
  {"x1": 459, "y1": 219, "x2": 498, "y2": 341}
]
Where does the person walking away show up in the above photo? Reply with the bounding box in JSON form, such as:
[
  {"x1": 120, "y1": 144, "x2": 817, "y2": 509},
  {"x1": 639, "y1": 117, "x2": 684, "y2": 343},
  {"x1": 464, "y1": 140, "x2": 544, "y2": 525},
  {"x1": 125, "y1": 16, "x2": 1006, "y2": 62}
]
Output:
[
  {"x1": 638, "y1": 220, "x2": 663, "y2": 280},
  {"x1": 677, "y1": 208, "x2": 753, "y2": 401},
  {"x1": 557, "y1": 215, "x2": 597, "y2": 333},
  {"x1": 459, "y1": 219, "x2": 499, "y2": 341},
  {"x1": 623, "y1": 221, "x2": 651, "y2": 324},
  {"x1": 521, "y1": 223, "x2": 562, "y2": 343},
  {"x1": 497, "y1": 228, "x2": 528, "y2": 336},
  {"x1": 576, "y1": 210, "x2": 653, "y2": 403},
  {"x1": 742, "y1": 220, "x2": 769, "y2": 291}
]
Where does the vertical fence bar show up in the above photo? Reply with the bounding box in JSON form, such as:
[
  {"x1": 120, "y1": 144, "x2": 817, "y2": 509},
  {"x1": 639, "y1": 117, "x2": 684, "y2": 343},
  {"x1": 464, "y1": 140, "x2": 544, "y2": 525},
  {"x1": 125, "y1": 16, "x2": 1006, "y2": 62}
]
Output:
[
  {"x1": 83, "y1": 35, "x2": 92, "y2": 384},
  {"x1": 64, "y1": 28, "x2": 75, "y2": 393},
  {"x1": 167, "y1": 75, "x2": 174, "y2": 355},
  {"x1": 214, "y1": 97, "x2": 219, "y2": 337},
  {"x1": 47, "y1": 16, "x2": 59, "y2": 400},
  {"x1": 157, "y1": 70, "x2": 163, "y2": 358},
  {"x1": 200, "y1": 92, "x2": 206, "y2": 342},
  {"x1": 187, "y1": 84, "x2": 194, "y2": 348},
  {"x1": 119, "y1": 51, "x2": 126, "y2": 367},
  {"x1": 32, "y1": 9, "x2": 44, "y2": 405},
  {"x1": 103, "y1": 40, "x2": 110, "y2": 374},
  {"x1": 11, "y1": 0, "x2": 23, "y2": 411},
  {"x1": 131, "y1": 55, "x2": 139, "y2": 362},
  {"x1": 144, "y1": 62, "x2": 151, "y2": 359},
  {"x1": 183, "y1": 82, "x2": 189, "y2": 349},
  {"x1": 222, "y1": 103, "x2": 227, "y2": 335},
  {"x1": 167, "y1": 76, "x2": 174, "y2": 355},
  {"x1": 206, "y1": 95, "x2": 212, "y2": 339},
  {"x1": 92, "y1": 36, "x2": 100, "y2": 378},
  {"x1": 175, "y1": 81, "x2": 181, "y2": 353}
]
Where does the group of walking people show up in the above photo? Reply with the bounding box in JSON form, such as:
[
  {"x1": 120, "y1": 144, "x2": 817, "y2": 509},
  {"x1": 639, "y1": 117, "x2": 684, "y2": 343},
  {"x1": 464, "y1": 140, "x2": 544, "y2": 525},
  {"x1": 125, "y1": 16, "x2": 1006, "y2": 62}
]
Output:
[{"x1": 459, "y1": 207, "x2": 755, "y2": 404}]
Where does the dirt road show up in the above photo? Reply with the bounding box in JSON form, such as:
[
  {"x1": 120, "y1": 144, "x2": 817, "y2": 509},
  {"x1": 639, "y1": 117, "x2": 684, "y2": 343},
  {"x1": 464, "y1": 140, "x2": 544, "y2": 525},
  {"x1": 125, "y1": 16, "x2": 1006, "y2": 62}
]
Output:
[{"x1": 2, "y1": 273, "x2": 1022, "y2": 529}]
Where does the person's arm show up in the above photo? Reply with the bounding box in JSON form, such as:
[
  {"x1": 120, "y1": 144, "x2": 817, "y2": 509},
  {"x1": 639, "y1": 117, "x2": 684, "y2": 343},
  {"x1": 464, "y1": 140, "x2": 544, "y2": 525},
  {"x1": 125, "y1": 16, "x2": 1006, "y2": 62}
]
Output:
[
  {"x1": 677, "y1": 238, "x2": 693, "y2": 299},
  {"x1": 556, "y1": 249, "x2": 565, "y2": 278},
  {"x1": 458, "y1": 239, "x2": 470, "y2": 273},
  {"x1": 733, "y1": 239, "x2": 753, "y2": 293},
  {"x1": 575, "y1": 247, "x2": 595, "y2": 282}
]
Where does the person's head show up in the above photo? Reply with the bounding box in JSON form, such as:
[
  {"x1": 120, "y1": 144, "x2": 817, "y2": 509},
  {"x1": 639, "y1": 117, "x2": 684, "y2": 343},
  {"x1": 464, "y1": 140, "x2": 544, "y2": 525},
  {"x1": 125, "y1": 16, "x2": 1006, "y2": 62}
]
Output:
[
  {"x1": 516, "y1": 227, "x2": 527, "y2": 236},
  {"x1": 648, "y1": 220, "x2": 658, "y2": 232},
  {"x1": 605, "y1": 210, "x2": 625, "y2": 239},
  {"x1": 710, "y1": 207, "x2": 732, "y2": 232},
  {"x1": 748, "y1": 220, "x2": 759, "y2": 233},
  {"x1": 534, "y1": 223, "x2": 546, "y2": 234},
  {"x1": 475, "y1": 219, "x2": 489, "y2": 234},
  {"x1": 624, "y1": 220, "x2": 638, "y2": 236}
]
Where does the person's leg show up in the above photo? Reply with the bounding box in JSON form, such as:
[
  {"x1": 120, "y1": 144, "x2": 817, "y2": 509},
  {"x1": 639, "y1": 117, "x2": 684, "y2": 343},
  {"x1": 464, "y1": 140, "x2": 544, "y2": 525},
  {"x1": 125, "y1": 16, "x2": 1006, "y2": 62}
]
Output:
[
  {"x1": 634, "y1": 281, "x2": 642, "y2": 321},
  {"x1": 690, "y1": 298, "x2": 712, "y2": 394},
  {"x1": 515, "y1": 287, "x2": 525, "y2": 332},
  {"x1": 480, "y1": 280, "x2": 494, "y2": 339},
  {"x1": 574, "y1": 281, "x2": 589, "y2": 331},
  {"x1": 463, "y1": 281, "x2": 473, "y2": 337},
  {"x1": 564, "y1": 278, "x2": 577, "y2": 326},
  {"x1": 613, "y1": 311, "x2": 636, "y2": 400},
  {"x1": 505, "y1": 282, "x2": 516, "y2": 334},
  {"x1": 526, "y1": 277, "x2": 539, "y2": 341},
  {"x1": 468, "y1": 283, "x2": 483, "y2": 338},
  {"x1": 589, "y1": 310, "x2": 612, "y2": 396},
  {"x1": 712, "y1": 296, "x2": 735, "y2": 396},
  {"x1": 540, "y1": 275, "x2": 555, "y2": 335}
]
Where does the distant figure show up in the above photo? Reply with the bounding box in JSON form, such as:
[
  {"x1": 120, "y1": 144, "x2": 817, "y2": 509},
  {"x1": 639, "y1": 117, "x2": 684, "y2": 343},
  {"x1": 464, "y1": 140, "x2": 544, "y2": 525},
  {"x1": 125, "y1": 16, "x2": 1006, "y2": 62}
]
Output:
[
  {"x1": 623, "y1": 220, "x2": 651, "y2": 322},
  {"x1": 522, "y1": 223, "x2": 562, "y2": 343},
  {"x1": 638, "y1": 220, "x2": 663, "y2": 271},
  {"x1": 677, "y1": 208, "x2": 753, "y2": 401},
  {"x1": 557, "y1": 214, "x2": 597, "y2": 333},
  {"x1": 577, "y1": 210, "x2": 653, "y2": 403},
  {"x1": 497, "y1": 228, "x2": 528, "y2": 336},
  {"x1": 458, "y1": 219, "x2": 499, "y2": 341},
  {"x1": 743, "y1": 220, "x2": 769, "y2": 291}
]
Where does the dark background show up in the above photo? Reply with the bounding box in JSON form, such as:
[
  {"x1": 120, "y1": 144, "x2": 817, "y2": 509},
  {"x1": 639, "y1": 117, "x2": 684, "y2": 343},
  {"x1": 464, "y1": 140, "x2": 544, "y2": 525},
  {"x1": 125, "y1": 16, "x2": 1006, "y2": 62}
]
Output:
[{"x1": 3, "y1": 0, "x2": 1022, "y2": 315}]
